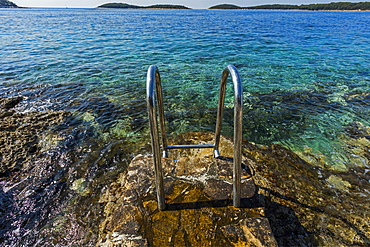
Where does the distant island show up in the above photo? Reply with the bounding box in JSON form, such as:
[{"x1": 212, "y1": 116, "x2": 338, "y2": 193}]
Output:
[
  {"x1": 0, "y1": 0, "x2": 18, "y2": 8},
  {"x1": 209, "y1": 4, "x2": 241, "y2": 10},
  {"x1": 97, "y1": 3, "x2": 190, "y2": 9},
  {"x1": 209, "y1": 2, "x2": 370, "y2": 10}
]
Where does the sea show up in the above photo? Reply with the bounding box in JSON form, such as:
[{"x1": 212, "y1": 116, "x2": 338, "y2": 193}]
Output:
[{"x1": 0, "y1": 7, "x2": 369, "y2": 245}]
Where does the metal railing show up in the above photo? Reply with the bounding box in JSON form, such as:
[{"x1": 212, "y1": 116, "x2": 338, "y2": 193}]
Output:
[{"x1": 146, "y1": 64, "x2": 243, "y2": 210}]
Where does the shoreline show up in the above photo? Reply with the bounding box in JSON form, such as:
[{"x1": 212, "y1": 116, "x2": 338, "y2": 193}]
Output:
[{"x1": 2, "y1": 7, "x2": 369, "y2": 12}]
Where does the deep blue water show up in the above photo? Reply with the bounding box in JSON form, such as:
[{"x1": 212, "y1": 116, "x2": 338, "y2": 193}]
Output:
[{"x1": 1, "y1": 8, "x2": 370, "y2": 170}]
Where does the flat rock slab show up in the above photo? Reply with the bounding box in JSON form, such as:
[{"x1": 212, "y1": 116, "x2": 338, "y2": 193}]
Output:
[
  {"x1": 98, "y1": 154, "x2": 277, "y2": 246},
  {"x1": 0, "y1": 97, "x2": 70, "y2": 174}
]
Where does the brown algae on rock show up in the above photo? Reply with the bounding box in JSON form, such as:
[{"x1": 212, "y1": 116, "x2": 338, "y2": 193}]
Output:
[
  {"x1": 326, "y1": 175, "x2": 352, "y2": 191},
  {"x1": 0, "y1": 97, "x2": 70, "y2": 174}
]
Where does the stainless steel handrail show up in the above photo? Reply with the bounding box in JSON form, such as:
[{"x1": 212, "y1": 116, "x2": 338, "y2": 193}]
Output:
[
  {"x1": 214, "y1": 65, "x2": 243, "y2": 207},
  {"x1": 146, "y1": 64, "x2": 243, "y2": 210},
  {"x1": 146, "y1": 65, "x2": 166, "y2": 210}
]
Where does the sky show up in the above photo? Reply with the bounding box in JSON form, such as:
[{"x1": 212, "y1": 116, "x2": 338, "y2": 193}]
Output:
[{"x1": 13, "y1": 0, "x2": 362, "y2": 9}]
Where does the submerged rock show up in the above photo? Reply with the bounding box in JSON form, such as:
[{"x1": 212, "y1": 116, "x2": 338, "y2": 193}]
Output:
[
  {"x1": 0, "y1": 93, "x2": 147, "y2": 246},
  {"x1": 0, "y1": 97, "x2": 70, "y2": 174},
  {"x1": 339, "y1": 121, "x2": 370, "y2": 168},
  {"x1": 241, "y1": 139, "x2": 370, "y2": 246}
]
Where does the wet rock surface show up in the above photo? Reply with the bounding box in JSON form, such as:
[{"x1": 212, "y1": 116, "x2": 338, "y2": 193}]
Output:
[
  {"x1": 0, "y1": 97, "x2": 70, "y2": 174},
  {"x1": 340, "y1": 121, "x2": 370, "y2": 168},
  {"x1": 0, "y1": 94, "x2": 148, "y2": 246},
  {"x1": 0, "y1": 97, "x2": 74, "y2": 245},
  {"x1": 242, "y1": 141, "x2": 370, "y2": 246}
]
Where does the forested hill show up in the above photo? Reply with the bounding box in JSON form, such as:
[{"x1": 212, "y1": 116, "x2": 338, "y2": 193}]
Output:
[
  {"x1": 209, "y1": 4, "x2": 242, "y2": 9},
  {"x1": 210, "y1": 2, "x2": 370, "y2": 10},
  {"x1": 97, "y1": 3, "x2": 190, "y2": 9},
  {"x1": 0, "y1": 0, "x2": 18, "y2": 7}
]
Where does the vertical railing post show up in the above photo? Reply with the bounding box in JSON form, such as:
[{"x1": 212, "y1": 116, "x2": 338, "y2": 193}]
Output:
[
  {"x1": 214, "y1": 64, "x2": 243, "y2": 207},
  {"x1": 146, "y1": 65, "x2": 166, "y2": 210}
]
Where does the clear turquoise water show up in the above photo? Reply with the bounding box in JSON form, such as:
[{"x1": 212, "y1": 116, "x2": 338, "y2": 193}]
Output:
[
  {"x1": 1, "y1": 8, "x2": 370, "y2": 170},
  {"x1": 1, "y1": 8, "x2": 370, "y2": 246}
]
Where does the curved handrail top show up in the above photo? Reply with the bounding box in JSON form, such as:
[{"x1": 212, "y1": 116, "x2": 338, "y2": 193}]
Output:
[
  {"x1": 148, "y1": 64, "x2": 242, "y2": 104},
  {"x1": 222, "y1": 64, "x2": 243, "y2": 104},
  {"x1": 146, "y1": 64, "x2": 168, "y2": 158},
  {"x1": 214, "y1": 64, "x2": 243, "y2": 155},
  {"x1": 146, "y1": 64, "x2": 159, "y2": 104},
  {"x1": 220, "y1": 64, "x2": 243, "y2": 208}
]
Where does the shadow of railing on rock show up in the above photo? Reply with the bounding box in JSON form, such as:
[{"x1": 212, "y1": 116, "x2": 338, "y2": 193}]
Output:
[{"x1": 165, "y1": 194, "x2": 264, "y2": 211}]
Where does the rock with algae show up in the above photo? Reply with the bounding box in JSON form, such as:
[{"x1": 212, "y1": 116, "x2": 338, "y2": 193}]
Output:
[
  {"x1": 242, "y1": 140, "x2": 370, "y2": 246},
  {"x1": 339, "y1": 121, "x2": 370, "y2": 168},
  {"x1": 97, "y1": 134, "x2": 278, "y2": 247},
  {"x1": 0, "y1": 97, "x2": 70, "y2": 174}
]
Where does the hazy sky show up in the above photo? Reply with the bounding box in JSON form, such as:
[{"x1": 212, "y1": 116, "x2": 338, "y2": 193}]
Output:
[{"x1": 13, "y1": 0, "x2": 360, "y2": 9}]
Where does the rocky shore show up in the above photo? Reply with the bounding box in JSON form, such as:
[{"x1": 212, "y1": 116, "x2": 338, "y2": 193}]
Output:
[
  {"x1": 97, "y1": 132, "x2": 370, "y2": 246},
  {"x1": 0, "y1": 96, "x2": 369, "y2": 246},
  {"x1": 0, "y1": 97, "x2": 70, "y2": 174}
]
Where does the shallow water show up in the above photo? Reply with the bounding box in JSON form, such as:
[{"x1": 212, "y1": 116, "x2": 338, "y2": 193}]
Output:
[
  {"x1": 1, "y1": 8, "x2": 369, "y2": 168},
  {"x1": 0, "y1": 8, "x2": 369, "y2": 245}
]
